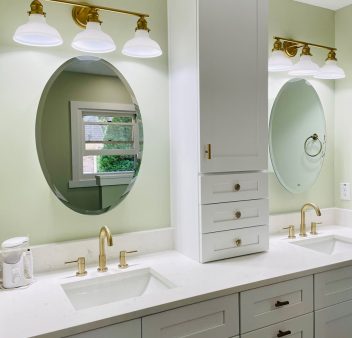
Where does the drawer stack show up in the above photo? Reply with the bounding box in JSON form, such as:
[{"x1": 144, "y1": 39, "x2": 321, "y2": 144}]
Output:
[
  {"x1": 240, "y1": 276, "x2": 314, "y2": 337},
  {"x1": 200, "y1": 172, "x2": 269, "y2": 262}
]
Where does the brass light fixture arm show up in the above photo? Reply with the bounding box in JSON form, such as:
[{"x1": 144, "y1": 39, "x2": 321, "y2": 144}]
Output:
[
  {"x1": 274, "y1": 36, "x2": 336, "y2": 52},
  {"x1": 44, "y1": 0, "x2": 150, "y2": 18}
]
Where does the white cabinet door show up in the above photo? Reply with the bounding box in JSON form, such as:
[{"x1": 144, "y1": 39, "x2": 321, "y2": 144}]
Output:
[
  {"x1": 315, "y1": 300, "x2": 352, "y2": 338},
  {"x1": 65, "y1": 319, "x2": 141, "y2": 338},
  {"x1": 315, "y1": 265, "x2": 352, "y2": 310},
  {"x1": 199, "y1": 0, "x2": 268, "y2": 173},
  {"x1": 142, "y1": 294, "x2": 239, "y2": 338}
]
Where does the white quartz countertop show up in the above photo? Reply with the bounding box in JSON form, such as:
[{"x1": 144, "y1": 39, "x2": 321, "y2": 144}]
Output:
[{"x1": 2, "y1": 225, "x2": 352, "y2": 338}]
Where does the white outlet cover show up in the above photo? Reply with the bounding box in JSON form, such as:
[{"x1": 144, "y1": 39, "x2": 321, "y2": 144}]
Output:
[{"x1": 340, "y1": 182, "x2": 351, "y2": 201}]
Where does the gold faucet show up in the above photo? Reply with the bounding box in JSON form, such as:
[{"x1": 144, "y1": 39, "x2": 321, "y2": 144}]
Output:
[
  {"x1": 300, "y1": 203, "x2": 321, "y2": 237},
  {"x1": 98, "y1": 226, "x2": 113, "y2": 272}
]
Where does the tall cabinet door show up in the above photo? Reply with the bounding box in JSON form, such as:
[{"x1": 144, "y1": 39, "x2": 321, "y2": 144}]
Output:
[{"x1": 199, "y1": 0, "x2": 268, "y2": 173}]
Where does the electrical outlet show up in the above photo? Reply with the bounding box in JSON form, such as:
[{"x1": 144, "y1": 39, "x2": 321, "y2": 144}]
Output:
[{"x1": 340, "y1": 183, "x2": 351, "y2": 201}]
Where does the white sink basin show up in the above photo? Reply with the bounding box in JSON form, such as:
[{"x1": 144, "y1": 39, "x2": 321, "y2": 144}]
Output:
[
  {"x1": 61, "y1": 267, "x2": 175, "y2": 310},
  {"x1": 290, "y1": 235, "x2": 352, "y2": 255}
]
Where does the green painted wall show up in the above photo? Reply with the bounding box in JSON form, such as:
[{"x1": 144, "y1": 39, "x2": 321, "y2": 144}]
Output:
[
  {"x1": 40, "y1": 71, "x2": 132, "y2": 212},
  {"x1": 269, "y1": 0, "x2": 336, "y2": 213},
  {"x1": 335, "y1": 5, "x2": 352, "y2": 208},
  {"x1": 0, "y1": 0, "x2": 169, "y2": 245}
]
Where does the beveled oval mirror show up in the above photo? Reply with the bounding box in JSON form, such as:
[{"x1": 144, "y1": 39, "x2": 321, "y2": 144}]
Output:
[
  {"x1": 36, "y1": 57, "x2": 143, "y2": 214},
  {"x1": 269, "y1": 78, "x2": 326, "y2": 194}
]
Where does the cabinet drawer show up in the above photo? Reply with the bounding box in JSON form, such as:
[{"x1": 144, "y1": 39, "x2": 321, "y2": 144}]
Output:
[
  {"x1": 314, "y1": 265, "x2": 352, "y2": 310},
  {"x1": 201, "y1": 225, "x2": 268, "y2": 262},
  {"x1": 200, "y1": 172, "x2": 268, "y2": 204},
  {"x1": 241, "y1": 313, "x2": 313, "y2": 338},
  {"x1": 142, "y1": 294, "x2": 239, "y2": 338},
  {"x1": 200, "y1": 199, "x2": 268, "y2": 233},
  {"x1": 315, "y1": 300, "x2": 352, "y2": 338},
  {"x1": 240, "y1": 276, "x2": 313, "y2": 333},
  {"x1": 65, "y1": 319, "x2": 141, "y2": 338}
]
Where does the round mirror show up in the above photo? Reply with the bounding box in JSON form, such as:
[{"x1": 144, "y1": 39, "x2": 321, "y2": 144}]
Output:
[
  {"x1": 269, "y1": 78, "x2": 326, "y2": 194},
  {"x1": 36, "y1": 57, "x2": 143, "y2": 214}
]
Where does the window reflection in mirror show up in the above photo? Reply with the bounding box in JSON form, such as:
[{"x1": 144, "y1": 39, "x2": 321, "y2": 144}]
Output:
[{"x1": 36, "y1": 57, "x2": 143, "y2": 214}]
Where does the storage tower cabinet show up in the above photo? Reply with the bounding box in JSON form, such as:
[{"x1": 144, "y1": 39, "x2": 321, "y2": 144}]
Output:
[{"x1": 168, "y1": 0, "x2": 269, "y2": 262}]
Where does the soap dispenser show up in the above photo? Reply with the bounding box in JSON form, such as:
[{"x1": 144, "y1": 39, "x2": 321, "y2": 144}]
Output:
[{"x1": 1, "y1": 237, "x2": 33, "y2": 289}]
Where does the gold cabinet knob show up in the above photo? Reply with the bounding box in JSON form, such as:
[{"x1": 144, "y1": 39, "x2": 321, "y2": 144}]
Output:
[
  {"x1": 65, "y1": 257, "x2": 87, "y2": 277},
  {"x1": 234, "y1": 238, "x2": 242, "y2": 247},
  {"x1": 234, "y1": 183, "x2": 241, "y2": 192},
  {"x1": 234, "y1": 211, "x2": 242, "y2": 219}
]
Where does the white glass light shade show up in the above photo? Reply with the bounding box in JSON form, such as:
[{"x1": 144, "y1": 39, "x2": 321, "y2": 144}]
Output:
[
  {"x1": 71, "y1": 22, "x2": 116, "y2": 54},
  {"x1": 288, "y1": 55, "x2": 320, "y2": 76},
  {"x1": 13, "y1": 14, "x2": 63, "y2": 47},
  {"x1": 314, "y1": 60, "x2": 346, "y2": 79},
  {"x1": 122, "y1": 30, "x2": 162, "y2": 58},
  {"x1": 268, "y1": 50, "x2": 293, "y2": 72}
]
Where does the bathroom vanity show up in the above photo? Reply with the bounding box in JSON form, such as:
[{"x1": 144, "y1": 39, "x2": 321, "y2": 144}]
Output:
[{"x1": 1, "y1": 225, "x2": 352, "y2": 338}]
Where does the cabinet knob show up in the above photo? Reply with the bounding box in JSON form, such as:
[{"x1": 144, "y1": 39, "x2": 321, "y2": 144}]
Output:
[
  {"x1": 234, "y1": 238, "x2": 242, "y2": 247},
  {"x1": 234, "y1": 211, "x2": 242, "y2": 219},
  {"x1": 277, "y1": 330, "x2": 292, "y2": 337},
  {"x1": 234, "y1": 183, "x2": 241, "y2": 192}
]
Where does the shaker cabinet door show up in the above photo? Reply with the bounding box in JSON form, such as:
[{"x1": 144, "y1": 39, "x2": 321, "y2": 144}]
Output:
[
  {"x1": 199, "y1": 0, "x2": 268, "y2": 173},
  {"x1": 315, "y1": 300, "x2": 352, "y2": 338},
  {"x1": 65, "y1": 319, "x2": 141, "y2": 338}
]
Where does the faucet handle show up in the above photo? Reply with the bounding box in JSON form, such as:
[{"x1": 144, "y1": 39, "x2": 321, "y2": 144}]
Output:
[
  {"x1": 118, "y1": 250, "x2": 138, "y2": 269},
  {"x1": 310, "y1": 222, "x2": 322, "y2": 235},
  {"x1": 283, "y1": 225, "x2": 296, "y2": 239},
  {"x1": 65, "y1": 257, "x2": 87, "y2": 277}
]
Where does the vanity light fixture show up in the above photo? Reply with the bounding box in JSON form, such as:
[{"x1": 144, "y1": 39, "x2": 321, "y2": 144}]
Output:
[
  {"x1": 288, "y1": 44, "x2": 320, "y2": 76},
  {"x1": 269, "y1": 36, "x2": 345, "y2": 80},
  {"x1": 13, "y1": 0, "x2": 63, "y2": 47},
  {"x1": 314, "y1": 50, "x2": 346, "y2": 79},
  {"x1": 268, "y1": 38, "x2": 293, "y2": 72},
  {"x1": 14, "y1": 0, "x2": 162, "y2": 58}
]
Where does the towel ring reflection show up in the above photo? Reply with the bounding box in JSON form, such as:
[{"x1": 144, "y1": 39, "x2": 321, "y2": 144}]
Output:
[{"x1": 304, "y1": 133, "x2": 323, "y2": 157}]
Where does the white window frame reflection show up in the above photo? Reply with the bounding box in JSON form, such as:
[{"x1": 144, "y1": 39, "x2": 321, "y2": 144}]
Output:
[{"x1": 69, "y1": 101, "x2": 141, "y2": 188}]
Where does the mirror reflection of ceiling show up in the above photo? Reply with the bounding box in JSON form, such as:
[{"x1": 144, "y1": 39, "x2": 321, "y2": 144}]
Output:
[{"x1": 294, "y1": 0, "x2": 352, "y2": 10}]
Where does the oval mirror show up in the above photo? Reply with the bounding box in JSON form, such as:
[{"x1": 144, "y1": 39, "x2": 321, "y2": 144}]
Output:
[
  {"x1": 269, "y1": 78, "x2": 326, "y2": 194},
  {"x1": 36, "y1": 57, "x2": 143, "y2": 215}
]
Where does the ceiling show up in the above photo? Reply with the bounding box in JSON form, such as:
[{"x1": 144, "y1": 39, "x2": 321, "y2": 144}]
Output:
[{"x1": 294, "y1": 0, "x2": 352, "y2": 10}]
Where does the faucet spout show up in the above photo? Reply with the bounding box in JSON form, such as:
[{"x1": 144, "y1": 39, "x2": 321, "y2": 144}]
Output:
[
  {"x1": 98, "y1": 226, "x2": 113, "y2": 272},
  {"x1": 300, "y1": 203, "x2": 321, "y2": 237}
]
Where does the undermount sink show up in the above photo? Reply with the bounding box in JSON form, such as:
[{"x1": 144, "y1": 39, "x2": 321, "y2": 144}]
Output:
[
  {"x1": 61, "y1": 267, "x2": 175, "y2": 310},
  {"x1": 290, "y1": 235, "x2": 352, "y2": 255}
]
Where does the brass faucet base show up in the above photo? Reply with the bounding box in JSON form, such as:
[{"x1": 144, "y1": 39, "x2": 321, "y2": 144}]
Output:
[
  {"x1": 76, "y1": 271, "x2": 87, "y2": 277},
  {"x1": 118, "y1": 263, "x2": 129, "y2": 269},
  {"x1": 97, "y1": 267, "x2": 108, "y2": 272}
]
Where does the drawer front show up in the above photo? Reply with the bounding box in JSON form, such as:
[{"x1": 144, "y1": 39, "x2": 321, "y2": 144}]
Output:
[
  {"x1": 314, "y1": 265, "x2": 352, "y2": 310},
  {"x1": 201, "y1": 225, "x2": 268, "y2": 262},
  {"x1": 240, "y1": 276, "x2": 313, "y2": 333},
  {"x1": 200, "y1": 172, "x2": 268, "y2": 204},
  {"x1": 200, "y1": 199, "x2": 268, "y2": 233},
  {"x1": 242, "y1": 313, "x2": 313, "y2": 338},
  {"x1": 142, "y1": 294, "x2": 239, "y2": 338},
  {"x1": 315, "y1": 300, "x2": 352, "y2": 338},
  {"x1": 65, "y1": 319, "x2": 141, "y2": 338}
]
